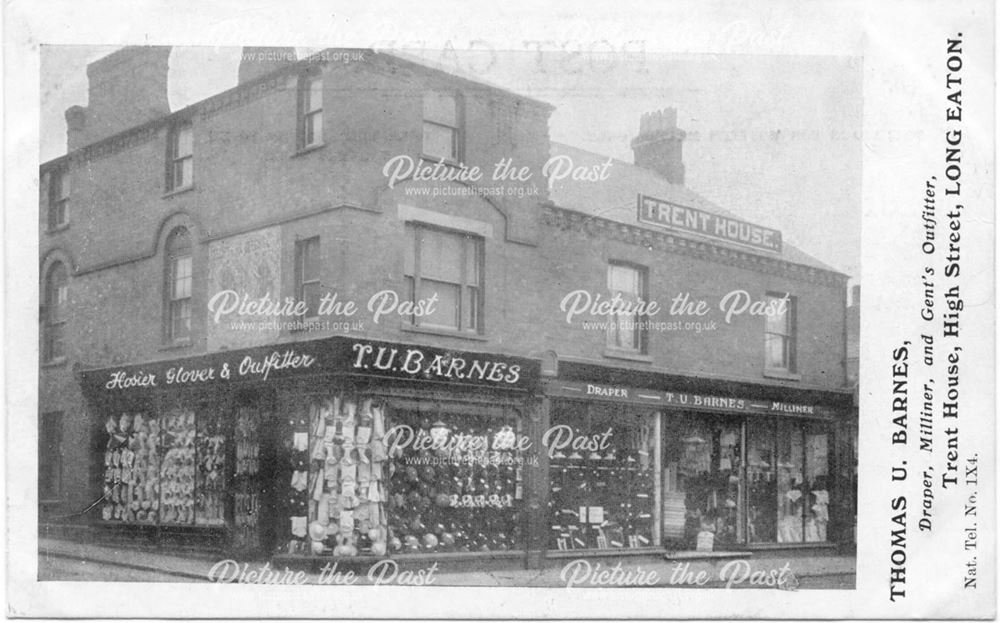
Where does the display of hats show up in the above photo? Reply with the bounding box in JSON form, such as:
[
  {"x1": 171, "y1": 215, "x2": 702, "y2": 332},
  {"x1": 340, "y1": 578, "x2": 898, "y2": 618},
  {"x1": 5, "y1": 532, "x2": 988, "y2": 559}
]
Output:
[{"x1": 308, "y1": 520, "x2": 327, "y2": 541}]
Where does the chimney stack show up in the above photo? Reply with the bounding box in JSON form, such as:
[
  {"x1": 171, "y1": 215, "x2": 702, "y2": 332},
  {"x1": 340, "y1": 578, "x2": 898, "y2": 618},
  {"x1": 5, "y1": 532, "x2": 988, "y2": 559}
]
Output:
[
  {"x1": 65, "y1": 46, "x2": 172, "y2": 151},
  {"x1": 238, "y1": 47, "x2": 298, "y2": 84},
  {"x1": 630, "y1": 107, "x2": 686, "y2": 185},
  {"x1": 851, "y1": 284, "x2": 861, "y2": 307}
]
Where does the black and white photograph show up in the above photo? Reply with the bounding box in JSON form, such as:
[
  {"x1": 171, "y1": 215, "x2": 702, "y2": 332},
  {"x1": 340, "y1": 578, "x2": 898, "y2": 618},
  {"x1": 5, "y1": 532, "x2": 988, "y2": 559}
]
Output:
[{"x1": 5, "y1": 1, "x2": 995, "y2": 619}]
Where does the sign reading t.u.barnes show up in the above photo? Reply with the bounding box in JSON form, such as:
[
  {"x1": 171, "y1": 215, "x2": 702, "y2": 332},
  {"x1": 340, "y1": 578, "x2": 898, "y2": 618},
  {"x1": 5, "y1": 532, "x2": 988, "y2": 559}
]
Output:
[
  {"x1": 83, "y1": 337, "x2": 539, "y2": 394},
  {"x1": 637, "y1": 194, "x2": 782, "y2": 253}
]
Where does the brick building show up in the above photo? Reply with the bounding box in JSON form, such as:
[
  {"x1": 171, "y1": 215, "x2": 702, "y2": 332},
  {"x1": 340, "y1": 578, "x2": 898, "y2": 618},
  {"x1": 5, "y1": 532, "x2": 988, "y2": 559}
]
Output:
[{"x1": 39, "y1": 46, "x2": 856, "y2": 568}]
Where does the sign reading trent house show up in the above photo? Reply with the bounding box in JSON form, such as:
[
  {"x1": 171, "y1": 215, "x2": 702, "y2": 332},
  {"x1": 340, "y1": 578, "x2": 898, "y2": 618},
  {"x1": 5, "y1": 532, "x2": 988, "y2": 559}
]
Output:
[{"x1": 637, "y1": 194, "x2": 782, "y2": 253}]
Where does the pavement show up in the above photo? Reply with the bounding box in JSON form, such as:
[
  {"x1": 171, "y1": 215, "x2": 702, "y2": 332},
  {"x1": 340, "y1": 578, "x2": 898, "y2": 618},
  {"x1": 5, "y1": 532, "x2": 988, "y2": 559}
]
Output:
[{"x1": 38, "y1": 537, "x2": 855, "y2": 589}]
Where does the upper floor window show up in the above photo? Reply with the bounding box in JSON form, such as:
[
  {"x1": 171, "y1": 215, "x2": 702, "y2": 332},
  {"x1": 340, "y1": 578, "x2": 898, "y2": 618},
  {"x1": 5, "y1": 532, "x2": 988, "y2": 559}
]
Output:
[
  {"x1": 422, "y1": 92, "x2": 461, "y2": 162},
  {"x1": 606, "y1": 262, "x2": 648, "y2": 353},
  {"x1": 299, "y1": 73, "x2": 324, "y2": 149},
  {"x1": 764, "y1": 292, "x2": 797, "y2": 372},
  {"x1": 164, "y1": 227, "x2": 193, "y2": 342},
  {"x1": 404, "y1": 223, "x2": 483, "y2": 333},
  {"x1": 166, "y1": 122, "x2": 194, "y2": 192},
  {"x1": 43, "y1": 262, "x2": 68, "y2": 362},
  {"x1": 47, "y1": 169, "x2": 70, "y2": 230},
  {"x1": 295, "y1": 236, "x2": 321, "y2": 318}
]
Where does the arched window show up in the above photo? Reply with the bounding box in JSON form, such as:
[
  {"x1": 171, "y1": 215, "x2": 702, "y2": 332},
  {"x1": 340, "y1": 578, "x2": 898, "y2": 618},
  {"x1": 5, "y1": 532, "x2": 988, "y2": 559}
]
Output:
[
  {"x1": 43, "y1": 262, "x2": 68, "y2": 361},
  {"x1": 165, "y1": 227, "x2": 193, "y2": 342}
]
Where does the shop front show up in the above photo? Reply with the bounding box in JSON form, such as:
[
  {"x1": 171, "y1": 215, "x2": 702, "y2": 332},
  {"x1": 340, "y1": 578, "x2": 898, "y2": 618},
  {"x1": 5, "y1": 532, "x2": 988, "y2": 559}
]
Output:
[
  {"x1": 541, "y1": 378, "x2": 848, "y2": 558},
  {"x1": 80, "y1": 336, "x2": 541, "y2": 564}
]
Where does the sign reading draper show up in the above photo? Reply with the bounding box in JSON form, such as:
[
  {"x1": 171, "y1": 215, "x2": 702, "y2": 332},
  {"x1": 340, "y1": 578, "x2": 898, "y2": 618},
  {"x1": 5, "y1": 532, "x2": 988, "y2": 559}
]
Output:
[{"x1": 637, "y1": 194, "x2": 782, "y2": 253}]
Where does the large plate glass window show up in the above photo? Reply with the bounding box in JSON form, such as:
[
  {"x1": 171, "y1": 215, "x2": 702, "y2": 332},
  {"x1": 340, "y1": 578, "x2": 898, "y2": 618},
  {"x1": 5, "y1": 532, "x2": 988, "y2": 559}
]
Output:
[{"x1": 548, "y1": 401, "x2": 659, "y2": 551}]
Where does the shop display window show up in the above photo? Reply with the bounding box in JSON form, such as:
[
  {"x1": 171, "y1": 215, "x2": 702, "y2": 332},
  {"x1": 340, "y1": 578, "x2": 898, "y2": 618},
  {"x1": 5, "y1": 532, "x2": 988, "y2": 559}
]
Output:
[
  {"x1": 747, "y1": 419, "x2": 829, "y2": 544},
  {"x1": 385, "y1": 404, "x2": 525, "y2": 554},
  {"x1": 100, "y1": 399, "x2": 230, "y2": 527},
  {"x1": 661, "y1": 415, "x2": 741, "y2": 550},
  {"x1": 281, "y1": 394, "x2": 391, "y2": 557},
  {"x1": 280, "y1": 395, "x2": 524, "y2": 557},
  {"x1": 548, "y1": 402, "x2": 658, "y2": 551},
  {"x1": 232, "y1": 405, "x2": 263, "y2": 550}
]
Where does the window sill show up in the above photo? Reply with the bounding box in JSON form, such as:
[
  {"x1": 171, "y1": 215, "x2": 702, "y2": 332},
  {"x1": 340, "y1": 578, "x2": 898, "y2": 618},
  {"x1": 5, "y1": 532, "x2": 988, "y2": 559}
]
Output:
[
  {"x1": 292, "y1": 142, "x2": 326, "y2": 158},
  {"x1": 160, "y1": 339, "x2": 194, "y2": 352},
  {"x1": 420, "y1": 154, "x2": 462, "y2": 168},
  {"x1": 602, "y1": 349, "x2": 653, "y2": 363},
  {"x1": 46, "y1": 223, "x2": 70, "y2": 234},
  {"x1": 763, "y1": 368, "x2": 802, "y2": 381},
  {"x1": 401, "y1": 324, "x2": 488, "y2": 342},
  {"x1": 41, "y1": 357, "x2": 68, "y2": 369},
  {"x1": 162, "y1": 184, "x2": 195, "y2": 199}
]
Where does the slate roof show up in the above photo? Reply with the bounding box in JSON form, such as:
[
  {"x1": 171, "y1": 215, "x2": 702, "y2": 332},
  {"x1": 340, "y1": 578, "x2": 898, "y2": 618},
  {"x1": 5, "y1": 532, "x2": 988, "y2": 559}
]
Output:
[{"x1": 548, "y1": 141, "x2": 843, "y2": 275}]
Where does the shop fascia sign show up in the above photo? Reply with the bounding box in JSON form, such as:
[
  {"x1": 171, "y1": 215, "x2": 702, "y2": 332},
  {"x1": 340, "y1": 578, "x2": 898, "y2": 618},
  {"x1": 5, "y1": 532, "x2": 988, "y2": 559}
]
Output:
[
  {"x1": 544, "y1": 379, "x2": 837, "y2": 419},
  {"x1": 637, "y1": 194, "x2": 782, "y2": 254},
  {"x1": 84, "y1": 337, "x2": 538, "y2": 393}
]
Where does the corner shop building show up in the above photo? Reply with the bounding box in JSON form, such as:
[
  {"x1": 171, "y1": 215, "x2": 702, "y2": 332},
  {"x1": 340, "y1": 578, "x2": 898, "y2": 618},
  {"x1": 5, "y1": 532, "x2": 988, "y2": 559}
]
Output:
[{"x1": 40, "y1": 46, "x2": 857, "y2": 568}]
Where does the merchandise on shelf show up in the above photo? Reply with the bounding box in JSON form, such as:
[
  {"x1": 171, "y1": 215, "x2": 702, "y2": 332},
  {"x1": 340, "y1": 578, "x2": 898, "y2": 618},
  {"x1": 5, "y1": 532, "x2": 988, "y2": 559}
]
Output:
[
  {"x1": 233, "y1": 406, "x2": 263, "y2": 551},
  {"x1": 282, "y1": 395, "x2": 390, "y2": 557},
  {"x1": 195, "y1": 410, "x2": 226, "y2": 525},
  {"x1": 385, "y1": 412, "x2": 525, "y2": 554},
  {"x1": 548, "y1": 410, "x2": 656, "y2": 551},
  {"x1": 102, "y1": 412, "x2": 159, "y2": 524},
  {"x1": 159, "y1": 408, "x2": 197, "y2": 525}
]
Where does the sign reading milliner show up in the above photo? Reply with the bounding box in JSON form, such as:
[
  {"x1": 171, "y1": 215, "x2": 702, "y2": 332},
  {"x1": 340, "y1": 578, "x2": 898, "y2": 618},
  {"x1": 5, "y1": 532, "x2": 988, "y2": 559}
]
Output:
[
  {"x1": 85, "y1": 337, "x2": 539, "y2": 393},
  {"x1": 637, "y1": 194, "x2": 782, "y2": 253}
]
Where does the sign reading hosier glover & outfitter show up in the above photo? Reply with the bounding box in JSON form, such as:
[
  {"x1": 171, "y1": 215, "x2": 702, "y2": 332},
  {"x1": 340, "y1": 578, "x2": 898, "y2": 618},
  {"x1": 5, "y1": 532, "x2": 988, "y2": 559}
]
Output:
[
  {"x1": 637, "y1": 194, "x2": 783, "y2": 253},
  {"x1": 83, "y1": 337, "x2": 539, "y2": 394}
]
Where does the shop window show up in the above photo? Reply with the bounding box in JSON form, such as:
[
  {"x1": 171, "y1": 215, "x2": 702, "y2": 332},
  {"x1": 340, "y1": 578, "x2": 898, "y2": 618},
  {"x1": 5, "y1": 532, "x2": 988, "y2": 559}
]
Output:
[
  {"x1": 164, "y1": 227, "x2": 193, "y2": 343},
  {"x1": 295, "y1": 237, "x2": 321, "y2": 318},
  {"x1": 548, "y1": 401, "x2": 658, "y2": 551},
  {"x1": 804, "y1": 431, "x2": 830, "y2": 542},
  {"x1": 746, "y1": 419, "x2": 829, "y2": 544},
  {"x1": 404, "y1": 223, "x2": 483, "y2": 334},
  {"x1": 386, "y1": 404, "x2": 526, "y2": 554},
  {"x1": 764, "y1": 292, "x2": 796, "y2": 372},
  {"x1": 606, "y1": 262, "x2": 647, "y2": 353},
  {"x1": 166, "y1": 121, "x2": 194, "y2": 192},
  {"x1": 298, "y1": 72, "x2": 323, "y2": 149},
  {"x1": 661, "y1": 415, "x2": 742, "y2": 550},
  {"x1": 47, "y1": 168, "x2": 70, "y2": 230},
  {"x1": 422, "y1": 92, "x2": 461, "y2": 162},
  {"x1": 99, "y1": 403, "x2": 227, "y2": 526},
  {"x1": 39, "y1": 412, "x2": 64, "y2": 500},
  {"x1": 43, "y1": 262, "x2": 68, "y2": 362},
  {"x1": 278, "y1": 395, "x2": 525, "y2": 557}
]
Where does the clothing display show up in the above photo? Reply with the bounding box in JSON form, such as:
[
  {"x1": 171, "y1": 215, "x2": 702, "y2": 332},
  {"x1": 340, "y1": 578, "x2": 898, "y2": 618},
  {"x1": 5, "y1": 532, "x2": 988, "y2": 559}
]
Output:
[
  {"x1": 100, "y1": 405, "x2": 231, "y2": 529},
  {"x1": 661, "y1": 416, "x2": 741, "y2": 550},
  {"x1": 160, "y1": 408, "x2": 197, "y2": 525},
  {"x1": 281, "y1": 395, "x2": 390, "y2": 557},
  {"x1": 232, "y1": 405, "x2": 263, "y2": 551},
  {"x1": 102, "y1": 412, "x2": 159, "y2": 523},
  {"x1": 195, "y1": 411, "x2": 226, "y2": 525}
]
